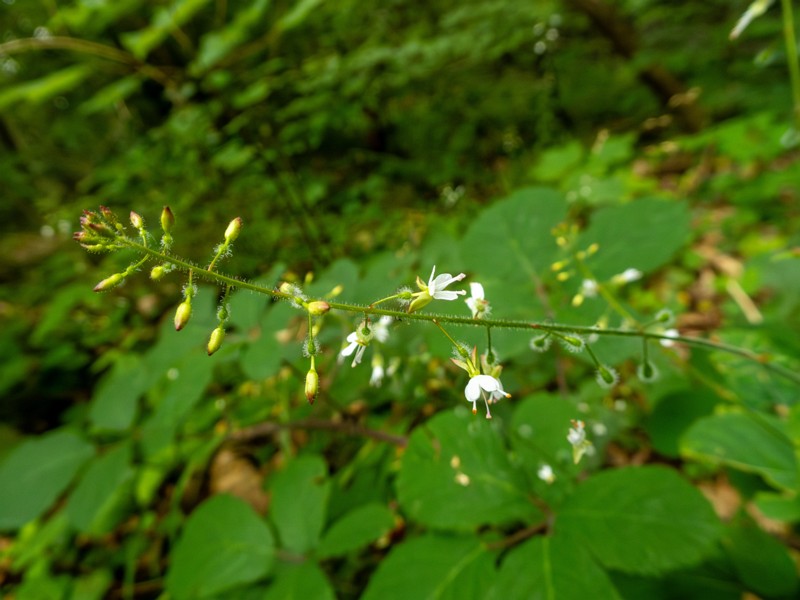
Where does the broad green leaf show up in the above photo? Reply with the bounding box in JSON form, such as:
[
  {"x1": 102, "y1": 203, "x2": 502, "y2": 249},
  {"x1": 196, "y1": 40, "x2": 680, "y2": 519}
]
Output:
[
  {"x1": 269, "y1": 455, "x2": 330, "y2": 554},
  {"x1": 121, "y1": 0, "x2": 212, "y2": 59},
  {"x1": 530, "y1": 141, "x2": 584, "y2": 182},
  {"x1": 0, "y1": 430, "x2": 94, "y2": 530},
  {"x1": 89, "y1": 354, "x2": 147, "y2": 432},
  {"x1": 361, "y1": 535, "x2": 493, "y2": 600},
  {"x1": 397, "y1": 409, "x2": 539, "y2": 531},
  {"x1": 460, "y1": 186, "x2": 567, "y2": 284},
  {"x1": 70, "y1": 569, "x2": 113, "y2": 600},
  {"x1": 166, "y1": 494, "x2": 275, "y2": 599},
  {"x1": 645, "y1": 389, "x2": 719, "y2": 458},
  {"x1": 0, "y1": 65, "x2": 92, "y2": 110},
  {"x1": 681, "y1": 412, "x2": 798, "y2": 491},
  {"x1": 262, "y1": 562, "x2": 335, "y2": 600},
  {"x1": 753, "y1": 491, "x2": 800, "y2": 522},
  {"x1": 723, "y1": 523, "x2": 798, "y2": 597},
  {"x1": 240, "y1": 303, "x2": 295, "y2": 380},
  {"x1": 317, "y1": 502, "x2": 395, "y2": 558},
  {"x1": 557, "y1": 466, "x2": 721, "y2": 575},
  {"x1": 192, "y1": 0, "x2": 272, "y2": 73},
  {"x1": 486, "y1": 536, "x2": 621, "y2": 600},
  {"x1": 577, "y1": 197, "x2": 691, "y2": 280},
  {"x1": 65, "y1": 442, "x2": 133, "y2": 534}
]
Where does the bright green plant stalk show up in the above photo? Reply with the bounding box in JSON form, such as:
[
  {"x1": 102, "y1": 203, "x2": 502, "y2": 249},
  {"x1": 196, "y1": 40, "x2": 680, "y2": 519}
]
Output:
[
  {"x1": 781, "y1": 0, "x2": 800, "y2": 129},
  {"x1": 101, "y1": 229, "x2": 800, "y2": 386}
]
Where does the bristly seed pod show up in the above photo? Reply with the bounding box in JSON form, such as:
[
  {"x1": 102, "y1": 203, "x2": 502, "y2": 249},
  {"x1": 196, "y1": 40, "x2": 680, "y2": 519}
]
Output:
[
  {"x1": 174, "y1": 300, "x2": 192, "y2": 331},
  {"x1": 224, "y1": 217, "x2": 242, "y2": 243}
]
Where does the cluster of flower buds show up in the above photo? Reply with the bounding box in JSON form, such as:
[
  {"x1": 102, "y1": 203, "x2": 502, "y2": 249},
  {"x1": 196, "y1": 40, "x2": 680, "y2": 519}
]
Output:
[{"x1": 73, "y1": 207, "x2": 124, "y2": 253}]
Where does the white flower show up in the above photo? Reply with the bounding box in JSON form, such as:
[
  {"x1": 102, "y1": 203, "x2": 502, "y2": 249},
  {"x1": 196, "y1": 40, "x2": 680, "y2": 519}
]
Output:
[
  {"x1": 567, "y1": 419, "x2": 593, "y2": 464},
  {"x1": 427, "y1": 265, "x2": 467, "y2": 300},
  {"x1": 580, "y1": 279, "x2": 598, "y2": 298},
  {"x1": 340, "y1": 321, "x2": 374, "y2": 367},
  {"x1": 464, "y1": 374, "x2": 510, "y2": 419},
  {"x1": 537, "y1": 464, "x2": 555, "y2": 484},
  {"x1": 659, "y1": 328, "x2": 680, "y2": 348},
  {"x1": 613, "y1": 268, "x2": 643, "y2": 284},
  {"x1": 372, "y1": 316, "x2": 393, "y2": 343},
  {"x1": 370, "y1": 354, "x2": 385, "y2": 387},
  {"x1": 465, "y1": 282, "x2": 490, "y2": 318}
]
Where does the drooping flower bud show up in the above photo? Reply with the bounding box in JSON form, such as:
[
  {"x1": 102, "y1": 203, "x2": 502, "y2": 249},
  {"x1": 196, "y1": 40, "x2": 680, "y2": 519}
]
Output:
[
  {"x1": 207, "y1": 326, "x2": 225, "y2": 355},
  {"x1": 224, "y1": 217, "x2": 242, "y2": 243},
  {"x1": 305, "y1": 366, "x2": 319, "y2": 404},
  {"x1": 174, "y1": 300, "x2": 192, "y2": 331},
  {"x1": 161, "y1": 206, "x2": 175, "y2": 233},
  {"x1": 93, "y1": 272, "x2": 125, "y2": 292}
]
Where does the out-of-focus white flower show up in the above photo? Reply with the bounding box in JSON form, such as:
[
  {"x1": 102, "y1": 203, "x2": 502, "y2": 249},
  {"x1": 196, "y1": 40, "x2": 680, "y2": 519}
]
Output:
[
  {"x1": 370, "y1": 354, "x2": 385, "y2": 387},
  {"x1": 465, "y1": 282, "x2": 490, "y2": 318},
  {"x1": 568, "y1": 419, "x2": 593, "y2": 464},
  {"x1": 659, "y1": 328, "x2": 680, "y2": 347},
  {"x1": 372, "y1": 316, "x2": 393, "y2": 343},
  {"x1": 612, "y1": 268, "x2": 643, "y2": 285},
  {"x1": 580, "y1": 279, "x2": 598, "y2": 298},
  {"x1": 537, "y1": 464, "x2": 555, "y2": 484},
  {"x1": 340, "y1": 321, "x2": 374, "y2": 367}
]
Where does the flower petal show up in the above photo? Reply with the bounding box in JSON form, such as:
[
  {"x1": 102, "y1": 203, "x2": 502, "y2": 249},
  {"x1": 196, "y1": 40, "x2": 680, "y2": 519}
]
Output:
[
  {"x1": 432, "y1": 289, "x2": 466, "y2": 300},
  {"x1": 469, "y1": 282, "x2": 484, "y2": 300},
  {"x1": 465, "y1": 378, "x2": 482, "y2": 401}
]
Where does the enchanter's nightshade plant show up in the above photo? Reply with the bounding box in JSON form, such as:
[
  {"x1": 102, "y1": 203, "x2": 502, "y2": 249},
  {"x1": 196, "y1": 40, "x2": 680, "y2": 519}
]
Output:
[{"x1": 407, "y1": 265, "x2": 466, "y2": 313}]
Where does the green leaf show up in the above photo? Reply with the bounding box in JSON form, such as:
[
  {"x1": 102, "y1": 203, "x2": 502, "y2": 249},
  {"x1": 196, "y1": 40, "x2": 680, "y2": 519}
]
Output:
[
  {"x1": 262, "y1": 562, "x2": 335, "y2": 600},
  {"x1": 121, "y1": 0, "x2": 212, "y2": 59},
  {"x1": 0, "y1": 430, "x2": 94, "y2": 530},
  {"x1": 277, "y1": 0, "x2": 324, "y2": 32},
  {"x1": 486, "y1": 536, "x2": 621, "y2": 600},
  {"x1": 557, "y1": 466, "x2": 721, "y2": 575},
  {"x1": 681, "y1": 412, "x2": 798, "y2": 491},
  {"x1": 645, "y1": 389, "x2": 719, "y2": 458},
  {"x1": 723, "y1": 523, "x2": 798, "y2": 597},
  {"x1": 166, "y1": 494, "x2": 275, "y2": 599},
  {"x1": 79, "y1": 76, "x2": 142, "y2": 115},
  {"x1": 240, "y1": 303, "x2": 295, "y2": 380},
  {"x1": 192, "y1": 0, "x2": 272, "y2": 73},
  {"x1": 753, "y1": 491, "x2": 800, "y2": 523},
  {"x1": 361, "y1": 535, "x2": 493, "y2": 600},
  {"x1": 460, "y1": 186, "x2": 567, "y2": 284},
  {"x1": 0, "y1": 65, "x2": 92, "y2": 110},
  {"x1": 317, "y1": 502, "x2": 395, "y2": 558},
  {"x1": 577, "y1": 197, "x2": 692, "y2": 280},
  {"x1": 530, "y1": 141, "x2": 584, "y2": 182},
  {"x1": 65, "y1": 442, "x2": 133, "y2": 534},
  {"x1": 70, "y1": 570, "x2": 113, "y2": 600},
  {"x1": 269, "y1": 455, "x2": 330, "y2": 554},
  {"x1": 397, "y1": 409, "x2": 539, "y2": 531},
  {"x1": 89, "y1": 354, "x2": 147, "y2": 432}
]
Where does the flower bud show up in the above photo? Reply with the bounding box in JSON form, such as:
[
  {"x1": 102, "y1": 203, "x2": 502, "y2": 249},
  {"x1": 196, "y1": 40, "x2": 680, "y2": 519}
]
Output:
[
  {"x1": 224, "y1": 217, "x2": 242, "y2": 243},
  {"x1": 93, "y1": 272, "x2": 124, "y2": 292},
  {"x1": 305, "y1": 367, "x2": 319, "y2": 404},
  {"x1": 174, "y1": 300, "x2": 192, "y2": 331},
  {"x1": 306, "y1": 301, "x2": 330, "y2": 316},
  {"x1": 130, "y1": 211, "x2": 144, "y2": 229},
  {"x1": 207, "y1": 326, "x2": 225, "y2": 355},
  {"x1": 161, "y1": 206, "x2": 175, "y2": 233},
  {"x1": 99, "y1": 206, "x2": 120, "y2": 228},
  {"x1": 407, "y1": 293, "x2": 432, "y2": 314},
  {"x1": 151, "y1": 265, "x2": 165, "y2": 280}
]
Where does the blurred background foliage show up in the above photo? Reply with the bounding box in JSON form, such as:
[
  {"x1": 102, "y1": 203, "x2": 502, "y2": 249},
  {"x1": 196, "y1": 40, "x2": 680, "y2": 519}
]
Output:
[{"x1": 1, "y1": 0, "x2": 800, "y2": 598}]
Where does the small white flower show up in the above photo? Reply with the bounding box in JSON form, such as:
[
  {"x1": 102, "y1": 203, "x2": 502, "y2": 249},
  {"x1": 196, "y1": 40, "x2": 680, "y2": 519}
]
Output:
[
  {"x1": 372, "y1": 316, "x2": 393, "y2": 343},
  {"x1": 659, "y1": 328, "x2": 680, "y2": 347},
  {"x1": 613, "y1": 268, "x2": 643, "y2": 284},
  {"x1": 580, "y1": 279, "x2": 598, "y2": 298},
  {"x1": 464, "y1": 374, "x2": 510, "y2": 419},
  {"x1": 340, "y1": 321, "x2": 374, "y2": 367},
  {"x1": 465, "y1": 282, "x2": 490, "y2": 318},
  {"x1": 370, "y1": 354, "x2": 385, "y2": 387},
  {"x1": 427, "y1": 265, "x2": 467, "y2": 300},
  {"x1": 537, "y1": 464, "x2": 555, "y2": 484},
  {"x1": 568, "y1": 419, "x2": 593, "y2": 464}
]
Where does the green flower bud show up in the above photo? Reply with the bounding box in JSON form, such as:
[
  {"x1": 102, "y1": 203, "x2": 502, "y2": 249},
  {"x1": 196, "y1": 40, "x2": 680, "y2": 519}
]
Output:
[
  {"x1": 207, "y1": 326, "x2": 225, "y2": 355},
  {"x1": 93, "y1": 272, "x2": 125, "y2": 292},
  {"x1": 306, "y1": 301, "x2": 330, "y2": 316},
  {"x1": 130, "y1": 211, "x2": 144, "y2": 229},
  {"x1": 174, "y1": 300, "x2": 192, "y2": 331},
  {"x1": 151, "y1": 265, "x2": 165, "y2": 280},
  {"x1": 224, "y1": 217, "x2": 242, "y2": 243},
  {"x1": 161, "y1": 206, "x2": 175, "y2": 233}
]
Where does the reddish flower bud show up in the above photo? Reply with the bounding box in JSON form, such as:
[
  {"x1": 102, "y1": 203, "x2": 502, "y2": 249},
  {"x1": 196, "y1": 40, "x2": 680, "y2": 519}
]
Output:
[
  {"x1": 305, "y1": 367, "x2": 319, "y2": 404},
  {"x1": 130, "y1": 211, "x2": 144, "y2": 229},
  {"x1": 174, "y1": 300, "x2": 192, "y2": 331},
  {"x1": 93, "y1": 272, "x2": 124, "y2": 292},
  {"x1": 306, "y1": 301, "x2": 330, "y2": 316},
  {"x1": 224, "y1": 217, "x2": 242, "y2": 243}
]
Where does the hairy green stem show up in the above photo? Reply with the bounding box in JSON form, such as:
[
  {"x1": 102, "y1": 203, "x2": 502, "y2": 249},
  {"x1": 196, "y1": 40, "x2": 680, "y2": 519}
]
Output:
[
  {"x1": 781, "y1": 0, "x2": 800, "y2": 128},
  {"x1": 116, "y1": 235, "x2": 800, "y2": 386}
]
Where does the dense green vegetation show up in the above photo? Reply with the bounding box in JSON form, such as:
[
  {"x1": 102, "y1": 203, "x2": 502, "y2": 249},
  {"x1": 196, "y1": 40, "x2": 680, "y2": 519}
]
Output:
[{"x1": 2, "y1": 0, "x2": 800, "y2": 598}]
